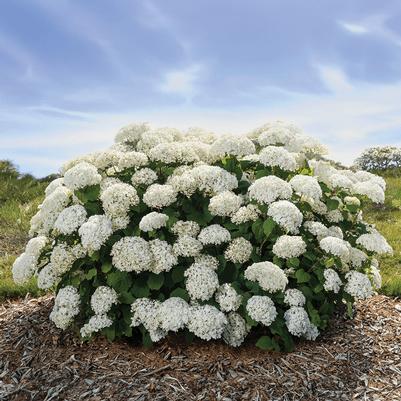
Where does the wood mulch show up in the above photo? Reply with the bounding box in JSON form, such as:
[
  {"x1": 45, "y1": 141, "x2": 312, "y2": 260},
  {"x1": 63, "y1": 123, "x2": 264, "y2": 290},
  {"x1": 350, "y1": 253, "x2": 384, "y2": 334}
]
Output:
[{"x1": 0, "y1": 295, "x2": 400, "y2": 401}]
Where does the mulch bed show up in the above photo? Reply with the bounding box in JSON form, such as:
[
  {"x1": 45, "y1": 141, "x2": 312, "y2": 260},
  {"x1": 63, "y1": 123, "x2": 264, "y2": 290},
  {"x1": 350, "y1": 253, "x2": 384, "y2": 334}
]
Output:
[{"x1": 0, "y1": 295, "x2": 400, "y2": 401}]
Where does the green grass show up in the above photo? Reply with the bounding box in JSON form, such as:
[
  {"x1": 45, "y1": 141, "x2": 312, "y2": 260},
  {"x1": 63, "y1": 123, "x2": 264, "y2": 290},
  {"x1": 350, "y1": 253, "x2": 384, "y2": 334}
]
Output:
[
  {"x1": 0, "y1": 160, "x2": 400, "y2": 300},
  {"x1": 0, "y1": 160, "x2": 49, "y2": 300},
  {"x1": 364, "y1": 175, "x2": 401, "y2": 296}
]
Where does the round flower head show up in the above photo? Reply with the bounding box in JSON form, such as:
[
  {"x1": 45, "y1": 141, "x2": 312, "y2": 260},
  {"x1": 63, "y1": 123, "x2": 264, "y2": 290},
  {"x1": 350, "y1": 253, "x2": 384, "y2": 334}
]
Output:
[
  {"x1": 184, "y1": 262, "x2": 219, "y2": 301},
  {"x1": 139, "y1": 212, "x2": 169, "y2": 232},
  {"x1": 131, "y1": 168, "x2": 157, "y2": 186},
  {"x1": 267, "y1": 200, "x2": 303, "y2": 233},
  {"x1": 284, "y1": 307, "x2": 311, "y2": 337},
  {"x1": 157, "y1": 297, "x2": 190, "y2": 332},
  {"x1": 344, "y1": 271, "x2": 373, "y2": 300},
  {"x1": 356, "y1": 233, "x2": 393, "y2": 255},
  {"x1": 246, "y1": 296, "x2": 277, "y2": 326},
  {"x1": 79, "y1": 215, "x2": 113, "y2": 253},
  {"x1": 231, "y1": 204, "x2": 260, "y2": 224},
  {"x1": 208, "y1": 191, "x2": 242, "y2": 217},
  {"x1": 224, "y1": 237, "x2": 253, "y2": 264},
  {"x1": 190, "y1": 165, "x2": 238, "y2": 195},
  {"x1": 187, "y1": 305, "x2": 227, "y2": 341},
  {"x1": 289, "y1": 175, "x2": 322, "y2": 201},
  {"x1": 223, "y1": 312, "x2": 248, "y2": 347},
  {"x1": 171, "y1": 220, "x2": 200, "y2": 237},
  {"x1": 248, "y1": 176, "x2": 292, "y2": 205},
  {"x1": 319, "y1": 237, "x2": 350, "y2": 262},
  {"x1": 54, "y1": 205, "x2": 87, "y2": 235},
  {"x1": 259, "y1": 146, "x2": 297, "y2": 171},
  {"x1": 323, "y1": 268, "x2": 342, "y2": 293},
  {"x1": 173, "y1": 235, "x2": 203, "y2": 257},
  {"x1": 272, "y1": 235, "x2": 306, "y2": 259},
  {"x1": 215, "y1": 283, "x2": 242, "y2": 312},
  {"x1": 143, "y1": 184, "x2": 177, "y2": 209},
  {"x1": 284, "y1": 288, "x2": 306, "y2": 307},
  {"x1": 63, "y1": 162, "x2": 101, "y2": 190},
  {"x1": 100, "y1": 183, "x2": 139, "y2": 218},
  {"x1": 198, "y1": 224, "x2": 231, "y2": 245},
  {"x1": 50, "y1": 286, "x2": 80, "y2": 330},
  {"x1": 90, "y1": 286, "x2": 118, "y2": 315},
  {"x1": 111, "y1": 237, "x2": 152, "y2": 273},
  {"x1": 244, "y1": 262, "x2": 288, "y2": 293}
]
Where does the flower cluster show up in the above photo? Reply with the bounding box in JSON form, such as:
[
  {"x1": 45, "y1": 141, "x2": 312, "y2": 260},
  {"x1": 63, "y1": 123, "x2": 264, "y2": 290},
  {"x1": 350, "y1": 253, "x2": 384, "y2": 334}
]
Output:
[{"x1": 13, "y1": 121, "x2": 390, "y2": 351}]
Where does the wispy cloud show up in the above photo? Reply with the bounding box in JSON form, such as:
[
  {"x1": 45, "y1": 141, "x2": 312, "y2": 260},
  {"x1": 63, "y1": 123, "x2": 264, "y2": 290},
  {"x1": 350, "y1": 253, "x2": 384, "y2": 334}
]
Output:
[
  {"x1": 338, "y1": 21, "x2": 369, "y2": 35},
  {"x1": 316, "y1": 65, "x2": 353, "y2": 93},
  {"x1": 159, "y1": 64, "x2": 204, "y2": 99}
]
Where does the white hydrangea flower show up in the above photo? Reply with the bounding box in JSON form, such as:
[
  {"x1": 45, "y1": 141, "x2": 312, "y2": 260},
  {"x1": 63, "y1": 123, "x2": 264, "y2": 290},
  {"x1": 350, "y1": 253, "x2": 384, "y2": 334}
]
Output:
[
  {"x1": 352, "y1": 181, "x2": 385, "y2": 204},
  {"x1": 80, "y1": 314, "x2": 113, "y2": 338},
  {"x1": 157, "y1": 297, "x2": 190, "y2": 332},
  {"x1": 267, "y1": 200, "x2": 303, "y2": 234},
  {"x1": 259, "y1": 146, "x2": 297, "y2": 171},
  {"x1": 244, "y1": 262, "x2": 288, "y2": 293},
  {"x1": 215, "y1": 283, "x2": 242, "y2": 312},
  {"x1": 231, "y1": 204, "x2": 260, "y2": 224},
  {"x1": 63, "y1": 162, "x2": 102, "y2": 191},
  {"x1": 326, "y1": 209, "x2": 344, "y2": 223},
  {"x1": 115, "y1": 122, "x2": 149, "y2": 144},
  {"x1": 131, "y1": 168, "x2": 158, "y2": 186},
  {"x1": 272, "y1": 235, "x2": 306, "y2": 259},
  {"x1": 319, "y1": 237, "x2": 350, "y2": 262},
  {"x1": 167, "y1": 168, "x2": 198, "y2": 197},
  {"x1": 148, "y1": 142, "x2": 201, "y2": 164},
  {"x1": 344, "y1": 196, "x2": 361, "y2": 206},
  {"x1": 54, "y1": 205, "x2": 87, "y2": 235},
  {"x1": 139, "y1": 212, "x2": 168, "y2": 232},
  {"x1": 356, "y1": 233, "x2": 393, "y2": 254},
  {"x1": 198, "y1": 224, "x2": 231, "y2": 245},
  {"x1": 284, "y1": 306, "x2": 311, "y2": 337},
  {"x1": 111, "y1": 237, "x2": 153, "y2": 273},
  {"x1": 323, "y1": 268, "x2": 342, "y2": 293},
  {"x1": 256, "y1": 121, "x2": 298, "y2": 146},
  {"x1": 370, "y1": 262, "x2": 382, "y2": 290},
  {"x1": 194, "y1": 254, "x2": 220, "y2": 270},
  {"x1": 248, "y1": 176, "x2": 292, "y2": 205},
  {"x1": 12, "y1": 253, "x2": 38, "y2": 285},
  {"x1": 50, "y1": 286, "x2": 80, "y2": 330},
  {"x1": 223, "y1": 312, "x2": 248, "y2": 347},
  {"x1": 349, "y1": 247, "x2": 368, "y2": 268},
  {"x1": 37, "y1": 263, "x2": 60, "y2": 289},
  {"x1": 304, "y1": 221, "x2": 329, "y2": 240},
  {"x1": 25, "y1": 236, "x2": 48, "y2": 258},
  {"x1": 184, "y1": 262, "x2": 219, "y2": 301},
  {"x1": 246, "y1": 295, "x2": 277, "y2": 326},
  {"x1": 187, "y1": 305, "x2": 228, "y2": 340},
  {"x1": 173, "y1": 235, "x2": 203, "y2": 257},
  {"x1": 171, "y1": 220, "x2": 200, "y2": 237},
  {"x1": 289, "y1": 175, "x2": 322, "y2": 200},
  {"x1": 284, "y1": 289, "x2": 306, "y2": 307},
  {"x1": 90, "y1": 286, "x2": 118, "y2": 315},
  {"x1": 117, "y1": 151, "x2": 148, "y2": 171},
  {"x1": 79, "y1": 215, "x2": 113, "y2": 253},
  {"x1": 143, "y1": 184, "x2": 177, "y2": 209},
  {"x1": 190, "y1": 165, "x2": 238, "y2": 195},
  {"x1": 224, "y1": 237, "x2": 253, "y2": 264},
  {"x1": 327, "y1": 226, "x2": 343, "y2": 239},
  {"x1": 208, "y1": 191, "x2": 242, "y2": 217},
  {"x1": 45, "y1": 177, "x2": 64, "y2": 197},
  {"x1": 100, "y1": 183, "x2": 139, "y2": 218},
  {"x1": 354, "y1": 170, "x2": 386, "y2": 190},
  {"x1": 328, "y1": 173, "x2": 354, "y2": 190},
  {"x1": 344, "y1": 271, "x2": 373, "y2": 299},
  {"x1": 50, "y1": 243, "x2": 85, "y2": 276},
  {"x1": 210, "y1": 136, "x2": 255, "y2": 158},
  {"x1": 149, "y1": 239, "x2": 177, "y2": 273},
  {"x1": 130, "y1": 298, "x2": 167, "y2": 342}
]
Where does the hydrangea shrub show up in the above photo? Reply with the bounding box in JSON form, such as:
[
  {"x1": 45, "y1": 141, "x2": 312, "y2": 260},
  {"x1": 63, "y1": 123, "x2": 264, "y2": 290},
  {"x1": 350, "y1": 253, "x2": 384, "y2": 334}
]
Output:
[
  {"x1": 12, "y1": 121, "x2": 392, "y2": 351},
  {"x1": 354, "y1": 146, "x2": 401, "y2": 172}
]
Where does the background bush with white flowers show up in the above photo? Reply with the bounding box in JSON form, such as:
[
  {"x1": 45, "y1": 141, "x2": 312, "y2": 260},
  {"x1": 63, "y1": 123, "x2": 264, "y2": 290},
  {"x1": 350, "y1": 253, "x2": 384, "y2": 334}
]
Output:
[{"x1": 12, "y1": 121, "x2": 393, "y2": 351}]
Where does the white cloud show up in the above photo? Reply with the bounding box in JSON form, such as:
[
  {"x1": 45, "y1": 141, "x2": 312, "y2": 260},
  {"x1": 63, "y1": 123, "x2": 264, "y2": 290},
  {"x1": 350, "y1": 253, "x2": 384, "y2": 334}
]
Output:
[
  {"x1": 339, "y1": 21, "x2": 369, "y2": 35},
  {"x1": 159, "y1": 64, "x2": 203, "y2": 98},
  {"x1": 316, "y1": 65, "x2": 353, "y2": 93}
]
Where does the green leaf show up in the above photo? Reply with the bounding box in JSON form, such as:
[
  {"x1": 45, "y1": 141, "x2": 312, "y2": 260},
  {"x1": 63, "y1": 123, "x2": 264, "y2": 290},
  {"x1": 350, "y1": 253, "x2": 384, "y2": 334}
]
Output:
[
  {"x1": 263, "y1": 218, "x2": 276, "y2": 238},
  {"x1": 295, "y1": 269, "x2": 311, "y2": 283},
  {"x1": 171, "y1": 266, "x2": 186, "y2": 284},
  {"x1": 119, "y1": 291, "x2": 135, "y2": 304},
  {"x1": 103, "y1": 326, "x2": 116, "y2": 341},
  {"x1": 256, "y1": 336, "x2": 280, "y2": 351},
  {"x1": 132, "y1": 281, "x2": 150, "y2": 298},
  {"x1": 325, "y1": 258, "x2": 335, "y2": 268},
  {"x1": 287, "y1": 258, "x2": 300, "y2": 268},
  {"x1": 170, "y1": 287, "x2": 189, "y2": 301},
  {"x1": 85, "y1": 268, "x2": 97, "y2": 280},
  {"x1": 327, "y1": 198, "x2": 339, "y2": 211},
  {"x1": 147, "y1": 273, "x2": 164, "y2": 290},
  {"x1": 101, "y1": 261, "x2": 112, "y2": 273}
]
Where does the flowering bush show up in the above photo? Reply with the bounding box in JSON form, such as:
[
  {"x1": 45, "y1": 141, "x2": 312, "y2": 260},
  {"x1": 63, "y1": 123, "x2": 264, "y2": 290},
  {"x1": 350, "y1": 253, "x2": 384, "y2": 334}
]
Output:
[
  {"x1": 354, "y1": 146, "x2": 401, "y2": 172},
  {"x1": 12, "y1": 121, "x2": 392, "y2": 351}
]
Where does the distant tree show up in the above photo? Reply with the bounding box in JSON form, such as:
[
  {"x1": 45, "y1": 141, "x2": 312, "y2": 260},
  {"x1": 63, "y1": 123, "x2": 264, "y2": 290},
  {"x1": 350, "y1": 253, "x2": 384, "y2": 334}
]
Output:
[{"x1": 354, "y1": 146, "x2": 401, "y2": 171}]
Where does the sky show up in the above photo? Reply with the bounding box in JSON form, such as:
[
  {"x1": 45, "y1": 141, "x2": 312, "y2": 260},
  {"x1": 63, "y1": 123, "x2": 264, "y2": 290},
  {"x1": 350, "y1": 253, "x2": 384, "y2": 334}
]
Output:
[{"x1": 1, "y1": 0, "x2": 401, "y2": 177}]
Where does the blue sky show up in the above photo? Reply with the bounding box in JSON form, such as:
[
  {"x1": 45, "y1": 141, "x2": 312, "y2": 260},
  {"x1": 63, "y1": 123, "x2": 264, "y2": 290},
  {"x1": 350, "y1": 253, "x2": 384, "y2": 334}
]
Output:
[{"x1": 1, "y1": 0, "x2": 401, "y2": 177}]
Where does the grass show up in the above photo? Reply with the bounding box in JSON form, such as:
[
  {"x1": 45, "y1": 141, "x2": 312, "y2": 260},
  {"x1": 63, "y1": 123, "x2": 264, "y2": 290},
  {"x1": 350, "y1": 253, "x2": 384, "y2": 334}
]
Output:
[
  {"x1": 364, "y1": 175, "x2": 401, "y2": 296},
  {"x1": 0, "y1": 160, "x2": 400, "y2": 300}
]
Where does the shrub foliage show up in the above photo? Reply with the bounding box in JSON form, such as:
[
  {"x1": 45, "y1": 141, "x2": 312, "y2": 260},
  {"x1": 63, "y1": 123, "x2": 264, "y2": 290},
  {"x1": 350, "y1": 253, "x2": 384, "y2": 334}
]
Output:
[
  {"x1": 12, "y1": 121, "x2": 392, "y2": 351},
  {"x1": 354, "y1": 146, "x2": 401, "y2": 172}
]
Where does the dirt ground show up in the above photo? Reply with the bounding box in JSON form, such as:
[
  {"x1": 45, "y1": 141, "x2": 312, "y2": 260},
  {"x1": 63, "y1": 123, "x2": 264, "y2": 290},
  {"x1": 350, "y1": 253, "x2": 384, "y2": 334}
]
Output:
[{"x1": 0, "y1": 295, "x2": 400, "y2": 401}]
